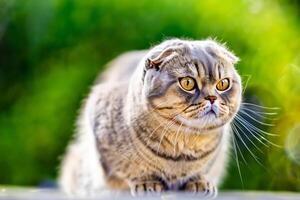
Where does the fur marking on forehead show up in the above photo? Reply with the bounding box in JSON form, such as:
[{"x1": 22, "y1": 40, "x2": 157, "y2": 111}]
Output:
[{"x1": 145, "y1": 39, "x2": 239, "y2": 78}]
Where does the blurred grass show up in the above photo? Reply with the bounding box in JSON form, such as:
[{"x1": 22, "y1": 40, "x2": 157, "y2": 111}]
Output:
[{"x1": 0, "y1": 0, "x2": 299, "y2": 191}]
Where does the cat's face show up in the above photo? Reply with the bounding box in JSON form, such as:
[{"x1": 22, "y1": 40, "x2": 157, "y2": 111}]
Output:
[{"x1": 143, "y1": 39, "x2": 242, "y2": 132}]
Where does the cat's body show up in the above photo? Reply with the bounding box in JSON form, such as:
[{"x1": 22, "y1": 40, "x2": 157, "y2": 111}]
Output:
[{"x1": 59, "y1": 39, "x2": 241, "y2": 197}]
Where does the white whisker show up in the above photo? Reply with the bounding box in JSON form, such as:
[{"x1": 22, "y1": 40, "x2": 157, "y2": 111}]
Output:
[
  {"x1": 156, "y1": 119, "x2": 177, "y2": 154},
  {"x1": 235, "y1": 115, "x2": 282, "y2": 148},
  {"x1": 232, "y1": 121, "x2": 264, "y2": 153},
  {"x1": 242, "y1": 102, "x2": 281, "y2": 110},
  {"x1": 241, "y1": 107, "x2": 278, "y2": 119},
  {"x1": 230, "y1": 126, "x2": 244, "y2": 187},
  {"x1": 236, "y1": 114, "x2": 278, "y2": 137},
  {"x1": 231, "y1": 124, "x2": 248, "y2": 164},
  {"x1": 234, "y1": 116, "x2": 270, "y2": 148},
  {"x1": 232, "y1": 122, "x2": 263, "y2": 166},
  {"x1": 241, "y1": 106, "x2": 278, "y2": 117},
  {"x1": 241, "y1": 74, "x2": 252, "y2": 94},
  {"x1": 173, "y1": 122, "x2": 183, "y2": 156},
  {"x1": 239, "y1": 109, "x2": 275, "y2": 127}
]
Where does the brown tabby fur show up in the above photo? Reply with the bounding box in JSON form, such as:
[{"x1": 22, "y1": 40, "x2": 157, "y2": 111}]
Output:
[{"x1": 59, "y1": 39, "x2": 242, "y2": 197}]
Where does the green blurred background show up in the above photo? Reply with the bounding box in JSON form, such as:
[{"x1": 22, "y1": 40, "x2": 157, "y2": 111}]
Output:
[{"x1": 0, "y1": 0, "x2": 300, "y2": 191}]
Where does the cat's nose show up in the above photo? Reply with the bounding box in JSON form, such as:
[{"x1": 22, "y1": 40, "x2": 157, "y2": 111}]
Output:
[{"x1": 205, "y1": 95, "x2": 217, "y2": 104}]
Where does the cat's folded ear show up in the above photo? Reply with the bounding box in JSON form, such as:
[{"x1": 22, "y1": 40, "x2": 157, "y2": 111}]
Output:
[
  {"x1": 145, "y1": 47, "x2": 181, "y2": 71},
  {"x1": 218, "y1": 46, "x2": 239, "y2": 65},
  {"x1": 206, "y1": 40, "x2": 240, "y2": 65}
]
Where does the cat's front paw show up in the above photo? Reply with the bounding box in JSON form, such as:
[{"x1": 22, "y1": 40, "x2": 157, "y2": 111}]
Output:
[
  {"x1": 130, "y1": 181, "x2": 165, "y2": 196},
  {"x1": 184, "y1": 179, "x2": 217, "y2": 198}
]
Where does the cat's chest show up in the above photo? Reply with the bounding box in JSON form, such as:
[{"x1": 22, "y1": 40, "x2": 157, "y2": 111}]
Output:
[
  {"x1": 157, "y1": 160, "x2": 207, "y2": 188},
  {"x1": 152, "y1": 134, "x2": 223, "y2": 181},
  {"x1": 160, "y1": 130, "x2": 222, "y2": 160}
]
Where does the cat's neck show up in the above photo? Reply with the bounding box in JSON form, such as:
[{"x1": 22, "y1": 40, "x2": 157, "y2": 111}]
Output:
[{"x1": 131, "y1": 110, "x2": 224, "y2": 159}]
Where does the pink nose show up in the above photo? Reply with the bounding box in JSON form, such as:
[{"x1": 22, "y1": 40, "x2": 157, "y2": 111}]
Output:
[{"x1": 205, "y1": 95, "x2": 217, "y2": 104}]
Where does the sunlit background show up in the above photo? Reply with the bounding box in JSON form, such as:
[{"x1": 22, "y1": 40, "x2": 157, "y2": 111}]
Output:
[{"x1": 0, "y1": 0, "x2": 299, "y2": 191}]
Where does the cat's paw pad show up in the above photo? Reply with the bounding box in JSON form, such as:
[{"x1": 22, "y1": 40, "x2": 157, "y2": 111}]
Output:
[
  {"x1": 130, "y1": 181, "x2": 165, "y2": 196},
  {"x1": 184, "y1": 180, "x2": 217, "y2": 198}
]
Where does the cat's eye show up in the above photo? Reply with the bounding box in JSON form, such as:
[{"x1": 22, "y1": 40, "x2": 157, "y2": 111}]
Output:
[
  {"x1": 216, "y1": 78, "x2": 230, "y2": 91},
  {"x1": 179, "y1": 77, "x2": 196, "y2": 91}
]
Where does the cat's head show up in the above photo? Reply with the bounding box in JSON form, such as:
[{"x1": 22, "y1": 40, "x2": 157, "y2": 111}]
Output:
[{"x1": 141, "y1": 39, "x2": 242, "y2": 132}]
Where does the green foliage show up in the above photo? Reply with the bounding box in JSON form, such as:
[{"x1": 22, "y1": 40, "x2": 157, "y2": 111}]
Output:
[{"x1": 0, "y1": 0, "x2": 299, "y2": 190}]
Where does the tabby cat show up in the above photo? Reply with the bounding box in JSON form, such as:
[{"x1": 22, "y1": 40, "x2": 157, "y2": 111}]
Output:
[{"x1": 59, "y1": 39, "x2": 242, "y2": 197}]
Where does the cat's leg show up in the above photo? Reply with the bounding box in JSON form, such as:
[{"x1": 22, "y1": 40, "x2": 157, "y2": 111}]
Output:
[
  {"x1": 128, "y1": 175, "x2": 166, "y2": 196},
  {"x1": 182, "y1": 175, "x2": 217, "y2": 198}
]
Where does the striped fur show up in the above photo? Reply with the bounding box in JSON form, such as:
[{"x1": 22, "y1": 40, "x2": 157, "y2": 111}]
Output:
[{"x1": 59, "y1": 39, "x2": 242, "y2": 197}]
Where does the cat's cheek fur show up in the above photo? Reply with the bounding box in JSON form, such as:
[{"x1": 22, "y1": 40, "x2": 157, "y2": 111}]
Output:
[
  {"x1": 149, "y1": 84, "x2": 188, "y2": 117},
  {"x1": 143, "y1": 70, "x2": 173, "y2": 98}
]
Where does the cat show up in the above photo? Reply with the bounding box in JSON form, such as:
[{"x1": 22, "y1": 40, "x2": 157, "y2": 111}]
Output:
[{"x1": 59, "y1": 38, "x2": 242, "y2": 197}]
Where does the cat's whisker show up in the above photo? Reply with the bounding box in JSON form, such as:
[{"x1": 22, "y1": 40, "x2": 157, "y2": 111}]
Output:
[
  {"x1": 126, "y1": 99, "x2": 191, "y2": 160},
  {"x1": 234, "y1": 117, "x2": 270, "y2": 148},
  {"x1": 101, "y1": 101, "x2": 168, "y2": 155},
  {"x1": 232, "y1": 121, "x2": 264, "y2": 153},
  {"x1": 112, "y1": 101, "x2": 178, "y2": 162},
  {"x1": 231, "y1": 124, "x2": 248, "y2": 165},
  {"x1": 145, "y1": 102, "x2": 190, "y2": 149},
  {"x1": 156, "y1": 118, "x2": 177, "y2": 155},
  {"x1": 238, "y1": 110, "x2": 275, "y2": 127},
  {"x1": 129, "y1": 102, "x2": 176, "y2": 134},
  {"x1": 241, "y1": 74, "x2": 252, "y2": 95},
  {"x1": 231, "y1": 122, "x2": 263, "y2": 166},
  {"x1": 241, "y1": 107, "x2": 279, "y2": 120},
  {"x1": 145, "y1": 122, "x2": 165, "y2": 148},
  {"x1": 129, "y1": 100, "x2": 173, "y2": 124},
  {"x1": 154, "y1": 104, "x2": 189, "y2": 155},
  {"x1": 230, "y1": 126, "x2": 244, "y2": 187},
  {"x1": 235, "y1": 114, "x2": 278, "y2": 137},
  {"x1": 241, "y1": 106, "x2": 278, "y2": 117},
  {"x1": 241, "y1": 102, "x2": 281, "y2": 110},
  {"x1": 173, "y1": 122, "x2": 183, "y2": 157},
  {"x1": 235, "y1": 115, "x2": 281, "y2": 148}
]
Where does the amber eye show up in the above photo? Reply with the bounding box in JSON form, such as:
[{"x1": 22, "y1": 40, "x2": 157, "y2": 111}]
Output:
[
  {"x1": 179, "y1": 77, "x2": 196, "y2": 91},
  {"x1": 216, "y1": 78, "x2": 230, "y2": 91}
]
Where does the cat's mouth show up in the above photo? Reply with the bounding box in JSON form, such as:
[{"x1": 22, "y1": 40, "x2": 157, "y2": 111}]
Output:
[
  {"x1": 174, "y1": 104, "x2": 229, "y2": 131},
  {"x1": 206, "y1": 109, "x2": 216, "y2": 115},
  {"x1": 203, "y1": 105, "x2": 218, "y2": 117}
]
